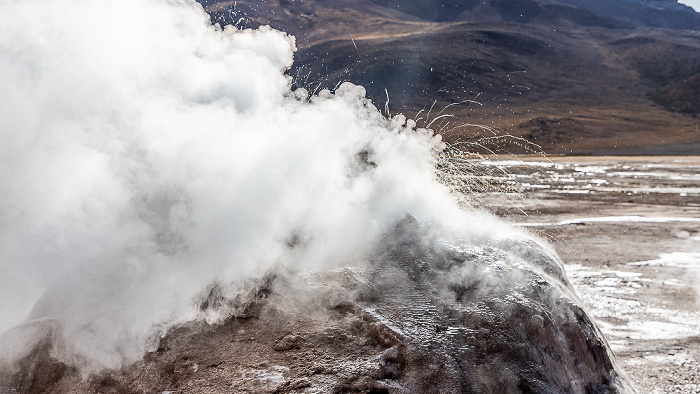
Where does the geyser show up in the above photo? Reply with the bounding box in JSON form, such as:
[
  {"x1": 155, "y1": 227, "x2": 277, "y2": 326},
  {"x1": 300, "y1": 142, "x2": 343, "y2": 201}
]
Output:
[
  {"x1": 0, "y1": 0, "x2": 633, "y2": 392},
  {"x1": 0, "y1": 0, "x2": 459, "y2": 370}
]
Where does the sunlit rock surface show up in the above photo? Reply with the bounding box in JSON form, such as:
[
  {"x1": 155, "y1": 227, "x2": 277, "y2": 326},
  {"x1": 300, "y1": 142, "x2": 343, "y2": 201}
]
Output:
[{"x1": 0, "y1": 218, "x2": 634, "y2": 393}]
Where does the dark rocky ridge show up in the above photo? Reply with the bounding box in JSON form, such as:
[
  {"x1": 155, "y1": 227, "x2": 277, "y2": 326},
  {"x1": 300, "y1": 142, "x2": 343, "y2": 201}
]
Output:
[{"x1": 203, "y1": 0, "x2": 700, "y2": 154}]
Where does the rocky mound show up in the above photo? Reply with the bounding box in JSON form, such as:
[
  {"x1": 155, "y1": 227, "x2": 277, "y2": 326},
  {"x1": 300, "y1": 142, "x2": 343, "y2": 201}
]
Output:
[{"x1": 1, "y1": 219, "x2": 635, "y2": 393}]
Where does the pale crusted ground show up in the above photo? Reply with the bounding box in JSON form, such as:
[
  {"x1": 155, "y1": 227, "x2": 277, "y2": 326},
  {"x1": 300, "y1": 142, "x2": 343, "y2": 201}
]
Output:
[{"x1": 487, "y1": 155, "x2": 700, "y2": 394}]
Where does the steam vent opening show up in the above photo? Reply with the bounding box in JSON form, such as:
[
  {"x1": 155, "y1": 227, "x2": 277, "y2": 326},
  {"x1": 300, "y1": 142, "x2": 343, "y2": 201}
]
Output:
[{"x1": 6, "y1": 0, "x2": 700, "y2": 393}]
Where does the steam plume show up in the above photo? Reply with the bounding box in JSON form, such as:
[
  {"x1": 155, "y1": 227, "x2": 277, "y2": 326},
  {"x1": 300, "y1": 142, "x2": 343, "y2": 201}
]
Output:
[{"x1": 0, "y1": 0, "x2": 522, "y2": 373}]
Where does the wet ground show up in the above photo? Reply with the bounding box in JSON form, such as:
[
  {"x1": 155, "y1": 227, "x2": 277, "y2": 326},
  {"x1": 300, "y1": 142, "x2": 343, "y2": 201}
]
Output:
[{"x1": 483, "y1": 155, "x2": 700, "y2": 394}]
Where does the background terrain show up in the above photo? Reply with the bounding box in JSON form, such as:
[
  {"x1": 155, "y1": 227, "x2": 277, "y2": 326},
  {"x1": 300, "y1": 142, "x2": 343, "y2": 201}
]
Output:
[
  {"x1": 200, "y1": 0, "x2": 700, "y2": 153},
  {"x1": 482, "y1": 155, "x2": 700, "y2": 393}
]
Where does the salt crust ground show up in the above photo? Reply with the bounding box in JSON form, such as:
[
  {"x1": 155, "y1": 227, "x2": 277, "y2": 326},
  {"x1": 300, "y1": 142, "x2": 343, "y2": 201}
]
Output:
[{"x1": 487, "y1": 155, "x2": 700, "y2": 394}]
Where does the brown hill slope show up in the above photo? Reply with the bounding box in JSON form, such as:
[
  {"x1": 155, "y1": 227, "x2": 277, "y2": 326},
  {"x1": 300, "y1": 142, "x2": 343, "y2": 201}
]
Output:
[{"x1": 202, "y1": 0, "x2": 700, "y2": 153}]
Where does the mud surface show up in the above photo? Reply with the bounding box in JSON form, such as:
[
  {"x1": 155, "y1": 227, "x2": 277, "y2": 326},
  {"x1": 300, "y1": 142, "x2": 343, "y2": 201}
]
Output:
[{"x1": 486, "y1": 155, "x2": 700, "y2": 394}]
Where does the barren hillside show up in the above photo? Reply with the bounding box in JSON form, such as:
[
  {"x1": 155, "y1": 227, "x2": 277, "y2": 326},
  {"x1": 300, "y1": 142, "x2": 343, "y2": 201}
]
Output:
[{"x1": 203, "y1": 0, "x2": 700, "y2": 153}]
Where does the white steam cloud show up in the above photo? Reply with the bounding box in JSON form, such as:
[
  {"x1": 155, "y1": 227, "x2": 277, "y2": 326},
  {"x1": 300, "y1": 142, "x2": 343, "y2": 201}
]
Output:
[{"x1": 0, "y1": 0, "x2": 521, "y2": 373}]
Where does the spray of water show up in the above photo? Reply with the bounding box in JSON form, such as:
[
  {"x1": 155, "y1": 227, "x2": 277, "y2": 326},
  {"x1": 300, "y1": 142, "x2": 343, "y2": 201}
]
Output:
[{"x1": 0, "y1": 0, "x2": 533, "y2": 374}]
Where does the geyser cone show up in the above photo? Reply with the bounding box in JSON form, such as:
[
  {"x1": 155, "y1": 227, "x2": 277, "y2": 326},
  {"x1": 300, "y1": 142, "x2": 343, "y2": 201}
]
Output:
[{"x1": 0, "y1": 0, "x2": 633, "y2": 392}]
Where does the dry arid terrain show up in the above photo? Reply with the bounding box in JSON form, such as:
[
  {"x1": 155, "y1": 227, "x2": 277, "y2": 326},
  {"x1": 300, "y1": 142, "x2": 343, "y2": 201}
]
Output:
[{"x1": 483, "y1": 155, "x2": 700, "y2": 393}]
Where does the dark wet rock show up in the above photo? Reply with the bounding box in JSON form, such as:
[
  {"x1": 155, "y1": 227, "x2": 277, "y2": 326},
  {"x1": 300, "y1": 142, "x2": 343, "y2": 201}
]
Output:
[
  {"x1": 0, "y1": 338, "x2": 68, "y2": 394},
  {"x1": 273, "y1": 335, "x2": 304, "y2": 351}
]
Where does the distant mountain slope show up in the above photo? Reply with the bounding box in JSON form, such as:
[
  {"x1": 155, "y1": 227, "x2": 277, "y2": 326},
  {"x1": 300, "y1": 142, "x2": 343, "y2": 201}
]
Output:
[
  {"x1": 200, "y1": 0, "x2": 700, "y2": 153},
  {"x1": 555, "y1": 0, "x2": 699, "y2": 29},
  {"x1": 204, "y1": 0, "x2": 700, "y2": 40}
]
